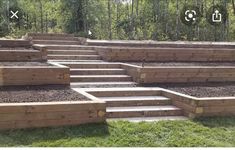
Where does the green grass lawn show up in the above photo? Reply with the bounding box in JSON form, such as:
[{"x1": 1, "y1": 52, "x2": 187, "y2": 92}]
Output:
[{"x1": 0, "y1": 117, "x2": 235, "y2": 147}]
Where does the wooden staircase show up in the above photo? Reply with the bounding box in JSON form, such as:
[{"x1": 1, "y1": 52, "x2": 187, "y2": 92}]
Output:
[
  {"x1": 31, "y1": 33, "x2": 187, "y2": 121},
  {"x1": 60, "y1": 62, "x2": 137, "y2": 88},
  {"x1": 83, "y1": 88, "x2": 187, "y2": 122}
]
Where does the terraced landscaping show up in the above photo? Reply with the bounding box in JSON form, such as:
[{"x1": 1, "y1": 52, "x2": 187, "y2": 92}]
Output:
[{"x1": 0, "y1": 33, "x2": 235, "y2": 133}]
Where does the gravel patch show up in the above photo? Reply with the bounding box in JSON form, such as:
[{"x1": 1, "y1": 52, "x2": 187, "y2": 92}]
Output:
[
  {"x1": 129, "y1": 62, "x2": 235, "y2": 67},
  {"x1": 143, "y1": 82, "x2": 235, "y2": 97},
  {"x1": 0, "y1": 62, "x2": 52, "y2": 66},
  {"x1": 0, "y1": 85, "x2": 89, "y2": 103}
]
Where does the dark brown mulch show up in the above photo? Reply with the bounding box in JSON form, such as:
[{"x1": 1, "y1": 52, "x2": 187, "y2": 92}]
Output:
[
  {"x1": 0, "y1": 62, "x2": 52, "y2": 66},
  {"x1": 129, "y1": 62, "x2": 235, "y2": 67},
  {"x1": 143, "y1": 82, "x2": 235, "y2": 97},
  {"x1": 0, "y1": 85, "x2": 89, "y2": 103}
]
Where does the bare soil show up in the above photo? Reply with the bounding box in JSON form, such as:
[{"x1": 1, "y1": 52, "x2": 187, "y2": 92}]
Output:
[
  {"x1": 143, "y1": 82, "x2": 235, "y2": 97},
  {"x1": 0, "y1": 85, "x2": 89, "y2": 103},
  {"x1": 129, "y1": 62, "x2": 235, "y2": 67}
]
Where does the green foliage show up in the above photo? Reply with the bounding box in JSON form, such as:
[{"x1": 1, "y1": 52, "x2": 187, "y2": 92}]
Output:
[
  {"x1": 0, "y1": 117, "x2": 235, "y2": 147},
  {"x1": 0, "y1": 0, "x2": 235, "y2": 41}
]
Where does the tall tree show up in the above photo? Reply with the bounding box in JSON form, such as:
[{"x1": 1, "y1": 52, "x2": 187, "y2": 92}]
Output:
[
  {"x1": 232, "y1": 0, "x2": 235, "y2": 15},
  {"x1": 108, "y1": 0, "x2": 112, "y2": 40}
]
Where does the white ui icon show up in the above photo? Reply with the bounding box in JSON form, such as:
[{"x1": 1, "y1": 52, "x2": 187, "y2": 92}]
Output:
[
  {"x1": 185, "y1": 10, "x2": 197, "y2": 22},
  {"x1": 212, "y1": 10, "x2": 222, "y2": 23}
]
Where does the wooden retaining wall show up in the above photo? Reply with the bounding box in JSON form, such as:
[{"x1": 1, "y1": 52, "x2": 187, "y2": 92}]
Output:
[
  {"x1": 161, "y1": 89, "x2": 235, "y2": 118},
  {"x1": 97, "y1": 47, "x2": 235, "y2": 62},
  {"x1": 0, "y1": 66, "x2": 70, "y2": 86},
  {"x1": 0, "y1": 40, "x2": 31, "y2": 48},
  {"x1": 0, "y1": 101, "x2": 106, "y2": 130},
  {"x1": 0, "y1": 44, "x2": 47, "y2": 62},
  {"x1": 88, "y1": 40, "x2": 235, "y2": 49},
  {"x1": 121, "y1": 64, "x2": 235, "y2": 83},
  {"x1": 26, "y1": 33, "x2": 87, "y2": 44}
]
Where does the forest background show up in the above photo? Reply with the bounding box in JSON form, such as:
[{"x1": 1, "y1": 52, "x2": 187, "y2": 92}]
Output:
[{"x1": 0, "y1": 0, "x2": 235, "y2": 41}]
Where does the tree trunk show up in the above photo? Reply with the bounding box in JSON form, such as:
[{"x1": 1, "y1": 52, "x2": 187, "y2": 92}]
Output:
[
  {"x1": 116, "y1": 2, "x2": 120, "y2": 38},
  {"x1": 232, "y1": 0, "x2": 235, "y2": 15},
  {"x1": 131, "y1": 0, "x2": 134, "y2": 39},
  {"x1": 176, "y1": 0, "x2": 179, "y2": 40},
  {"x1": 135, "y1": 0, "x2": 139, "y2": 39},
  {"x1": 39, "y1": 0, "x2": 43, "y2": 33},
  {"x1": 108, "y1": 0, "x2": 112, "y2": 40}
]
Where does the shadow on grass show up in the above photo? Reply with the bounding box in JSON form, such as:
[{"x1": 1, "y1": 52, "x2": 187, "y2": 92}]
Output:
[
  {"x1": 0, "y1": 122, "x2": 109, "y2": 146},
  {"x1": 194, "y1": 116, "x2": 235, "y2": 128}
]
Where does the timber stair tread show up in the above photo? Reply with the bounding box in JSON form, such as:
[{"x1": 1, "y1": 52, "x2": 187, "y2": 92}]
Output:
[
  {"x1": 71, "y1": 75, "x2": 131, "y2": 77},
  {"x1": 100, "y1": 96, "x2": 171, "y2": 107},
  {"x1": 70, "y1": 68, "x2": 125, "y2": 71},
  {"x1": 107, "y1": 105, "x2": 180, "y2": 112},
  {"x1": 48, "y1": 54, "x2": 100, "y2": 57},
  {"x1": 107, "y1": 116, "x2": 188, "y2": 122},
  {"x1": 71, "y1": 81, "x2": 137, "y2": 86},
  {"x1": 70, "y1": 75, "x2": 132, "y2": 82},
  {"x1": 106, "y1": 105, "x2": 183, "y2": 118},
  {"x1": 99, "y1": 96, "x2": 170, "y2": 101},
  {"x1": 49, "y1": 60, "x2": 103, "y2": 62}
]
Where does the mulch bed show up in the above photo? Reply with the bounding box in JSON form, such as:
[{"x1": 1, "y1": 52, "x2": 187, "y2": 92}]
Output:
[
  {"x1": 0, "y1": 62, "x2": 52, "y2": 66},
  {"x1": 129, "y1": 62, "x2": 235, "y2": 67},
  {"x1": 0, "y1": 85, "x2": 89, "y2": 103},
  {"x1": 143, "y1": 82, "x2": 235, "y2": 97}
]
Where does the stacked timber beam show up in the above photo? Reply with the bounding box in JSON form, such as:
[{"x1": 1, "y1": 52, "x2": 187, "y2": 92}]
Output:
[
  {"x1": 0, "y1": 39, "x2": 70, "y2": 86},
  {"x1": 121, "y1": 64, "x2": 235, "y2": 83},
  {"x1": 161, "y1": 89, "x2": 235, "y2": 118},
  {"x1": 0, "y1": 40, "x2": 47, "y2": 62},
  {"x1": 0, "y1": 101, "x2": 105, "y2": 130},
  {"x1": 96, "y1": 47, "x2": 235, "y2": 62},
  {"x1": 87, "y1": 40, "x2": 235, "y2": 49}
]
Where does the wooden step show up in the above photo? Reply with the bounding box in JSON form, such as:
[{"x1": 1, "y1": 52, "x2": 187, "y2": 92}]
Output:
[
  {"x1": 33, "y1": 40, "x2": 79, "y2": 45},
  {"x1": 47, "y1": 55, "x2": 101, "y2": 60},
  {"x1": 106, "y1": 106, "x2": 183, "y2": 118},
  {"x1": 48, "y1": 50, "x2": 97, "y2": 55},
  {"x1": 60, "y1": 62, "x2": 121, "y2": 68},
  {"x1": 49, "y1": 59, "x2": 103, "y2": 62},
  {"x1": 100, "y1": 96, "x2": 171, "y2": 107},
  {"x1": 70, "y1": 82, "x2": 137, "y2": 88},
  {"x1": 70, "y1": 68, "x2": 126, "y2": 75},
  {"x1": 45, "y1": 45, "x2": 98, "y2": 50},
  {"x1": 107, "y1": 116, "x2": 188, "y2": 122},
  {"x1": 70, "y1": 75, "x2": 132, "y2": 82},
  {"x1": 85, "y1": 88, "x2": 161, "y2": 97}
]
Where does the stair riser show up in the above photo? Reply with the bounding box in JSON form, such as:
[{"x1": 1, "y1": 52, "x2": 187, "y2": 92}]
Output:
[
  {"x1": 107, "y1": 109, "x2": 183, "y2": 118},
  {"x1": 48, "y1": 56, "x2": 101, "y2": 60},
  {"x1": 33, "y1": 41, "x2": 79, "y2": 45},
  {"x1": 70, "y1": 84, "x2": 136, "y2": 88},
  {"x1": 106, "y1": 100, "x2": 172, "y2": 107},
  {"x1": 70, "y1": 70, "x2": 126, "y2": 75},
  {"x1": 90, "y1": 91, "x2": 161, "y2": 97},
  {"x1": 71, "y1": 77, "x2": 132, "y2": 82},
  {"x1": 48, "y1": 51, "x2": 97, "y2": 55},
  {"x1": 65, "y1": 64, "x2": 121, "y2": 68},
  {"x1": 46, "y1": 46, "x2": 97, "y2": 50}
]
